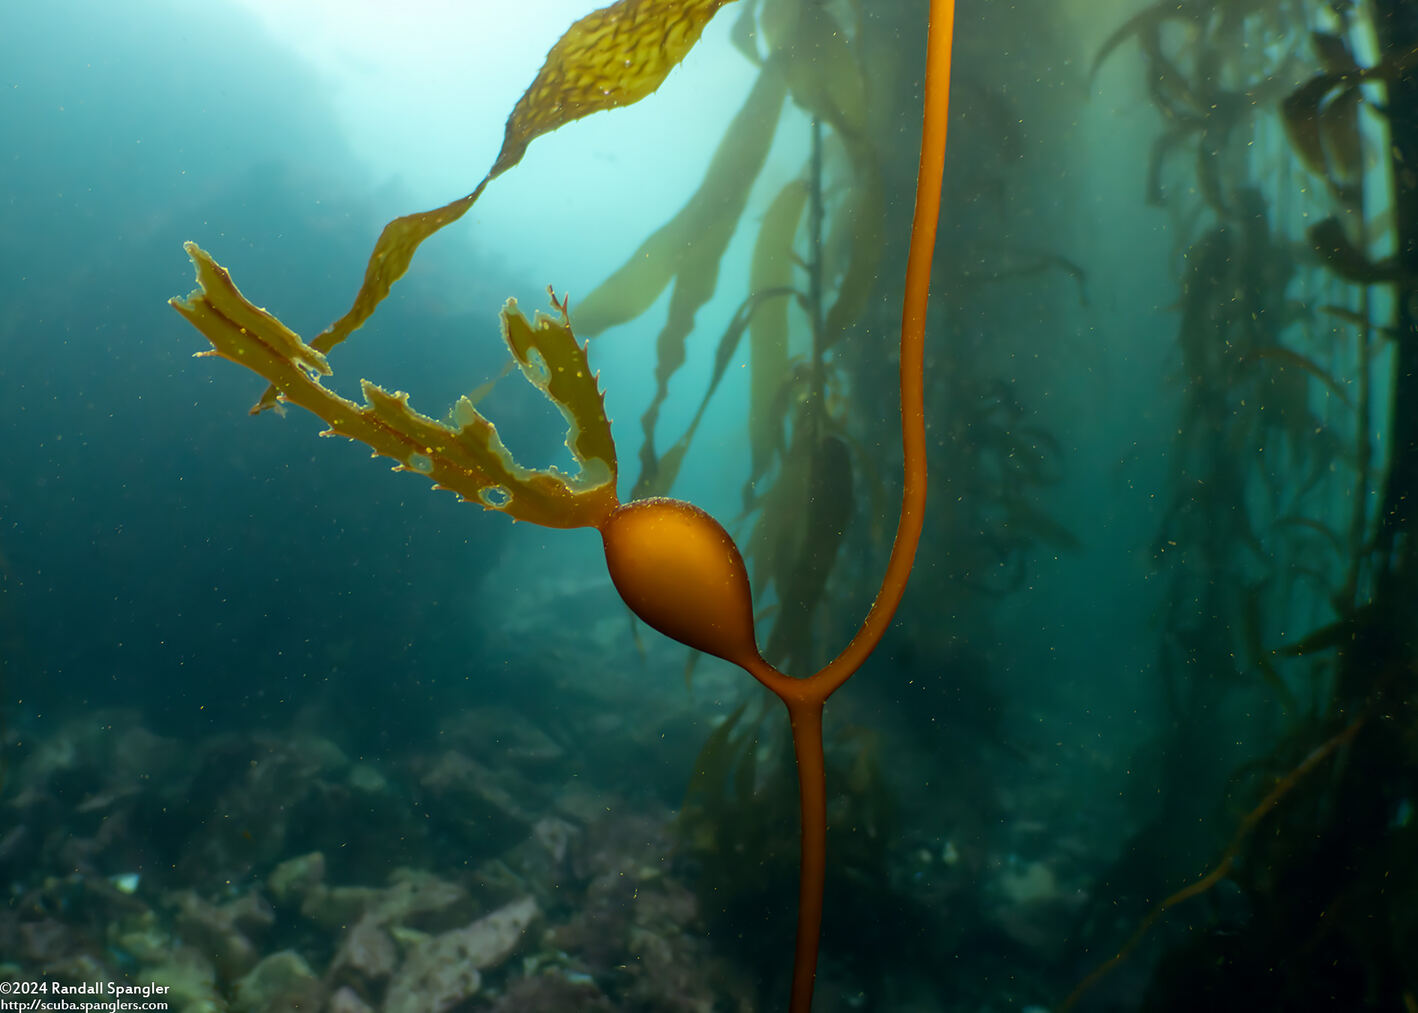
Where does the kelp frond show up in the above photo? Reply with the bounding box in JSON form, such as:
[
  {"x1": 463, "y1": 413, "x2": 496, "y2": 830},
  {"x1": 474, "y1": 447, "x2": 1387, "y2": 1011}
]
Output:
[
  {"x1": 248, "y1": 0, "x2": 742, "y2": 411},
  {"x1": 173, "y1": 244, "x2": 618, "y2": 530}
]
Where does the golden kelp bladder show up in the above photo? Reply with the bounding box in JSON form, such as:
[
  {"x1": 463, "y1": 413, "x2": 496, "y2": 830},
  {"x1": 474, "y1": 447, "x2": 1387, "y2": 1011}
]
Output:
[{"x1": 172, "y1": 1, "x2": 959, "y2": 1010}]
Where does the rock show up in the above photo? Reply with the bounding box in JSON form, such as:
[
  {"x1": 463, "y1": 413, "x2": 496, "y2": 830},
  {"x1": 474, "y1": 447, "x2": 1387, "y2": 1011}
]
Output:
[
  {"x1": 487, "y1": 971, "x2": 615, "y2": 1012},
  {"x1": 347, "y1": 764, "x2": 388, "y2": 795},
  {"x1": 170, "y1": 889, "x2": 272, "y2": 980},
  {"x1": 383, "y1": 959, "x2": 478, "y2": 1013},
  {"x1": 329, "y1": 915, "x2": 398, "y2": 982},
  {"x1": 111, "y1": 910, "x2": 171, "y2": 965},
  {"x1": 38, "y1": 953, "x2": 109, "y2": 988},
  {"x1": 269, "y1": 852, "x2": 326, "y2": 907},
  {"x1": 383, "y1": 897, "x2": 539, "y2": 1013},
  {"x1": 999, "y1": 860, "x2": 1058, "y2": 905},
  {"x1": 418, "y1": 751, "x2": 535, "y2": 857},
  {"x1": 302, "y1": 886, "x2": 384, "y2": 930},
  {"x1": 502, "y1": 817, "x2": 579, "y2": 899},
  {"x1": 371, "y1": 869, "x2": 470, "y2": 931},
  {"x1": 232, "y1": 950, "x2": 323, "y2": 1013},
  {"x1": 141, "y1": 947, "x2": 222, "y2": 1013},
  {"x1": 532, "y1": 817, "x2": 576, "y2": 866},
  {"x1": 0, "y1": 825, "x2": 34, "y2": 870},
  {"x1": 449, "y1": 896, "x2": 539, "y2": 968},
  {"x1": 225, "y1": 891, "x2": 276, "y2": 934},
  {"x1": 19, "y1": 919, "x2": 70, "y2": 962},
  {"x1": 437, "y1": 708, "x2": 565, "y2": 772},
  {"x1": 302, "y1": 869, "x2": 470, "y2": 934},
  {"x1": 175, "y1": 733, "x2": 356, "y2": 883},
  {"x1": 990, "y1": 859, "x2": 1082, "y2": 957},
  {"x1": 327, "y1": 986, "x2": 376, "y2": 1013}
]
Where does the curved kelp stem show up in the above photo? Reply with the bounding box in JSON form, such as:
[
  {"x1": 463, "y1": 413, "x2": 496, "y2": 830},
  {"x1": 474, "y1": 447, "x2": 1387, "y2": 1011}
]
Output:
[
  {"x1": 744, "y1": 2, "x2": 955, "y2": 1006},
  {"x1": 786, "y1": 696, "x2": 828, "y2": 1011},
  {"x1": 806, "y1": 0, "x2": 953, "y2": 704},
  {"x1": 781, "y1": 2, "x2": 954, "y2": 1006}
]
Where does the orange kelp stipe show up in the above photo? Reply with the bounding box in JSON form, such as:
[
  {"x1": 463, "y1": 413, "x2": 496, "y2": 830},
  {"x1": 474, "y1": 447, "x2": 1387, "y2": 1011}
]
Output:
[{"x1": 597, "y1": 2, "x2": 955, "y2": 1008}]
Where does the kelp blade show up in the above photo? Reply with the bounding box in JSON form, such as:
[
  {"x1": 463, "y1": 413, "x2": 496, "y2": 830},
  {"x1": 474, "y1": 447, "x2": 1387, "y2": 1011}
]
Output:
[
  {"x1": 253, "y1": 0, "x2": 741, "y2": 410},
  {"x1": 173, "y1": 244, "x2": 618, "y2": 530},
  {"x1": 500, "y1": 293, "x2": 619, "y2": 494},
  {"x1": 493, "y1": 0, "x2": 740, "y2": 177}
]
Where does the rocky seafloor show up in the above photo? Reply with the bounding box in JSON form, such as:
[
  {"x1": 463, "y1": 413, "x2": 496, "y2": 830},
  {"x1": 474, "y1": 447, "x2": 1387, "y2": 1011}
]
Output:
[{"x1": 0, "y1": 631, "x2": 1109, "y2": 1012}]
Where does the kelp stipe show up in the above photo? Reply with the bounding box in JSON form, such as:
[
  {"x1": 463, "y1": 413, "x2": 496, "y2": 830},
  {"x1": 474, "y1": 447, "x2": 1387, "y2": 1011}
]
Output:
[{"x1": 170, "y1": 0, "x2": 956, "y2": 1007}]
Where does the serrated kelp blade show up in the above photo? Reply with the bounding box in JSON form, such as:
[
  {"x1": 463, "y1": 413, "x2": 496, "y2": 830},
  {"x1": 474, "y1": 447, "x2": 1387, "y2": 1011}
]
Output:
[
  {"x1": 356, "y1": 379, "x2": 524, "y2": 496},
  {"x1": 172, "y1": 242, "x2": 331, "y2": 386},
  {"x1": 499, "y1": 297, "x2": 617, "y2": 495},
  {"x1": 172, "y1": 246, "x2": 511, "y2": 501},
  {"x1": 363, "y1": 381, "x2": 617, "y2": 529},
  {"x1": 261, "y1": 0, "x2": 741, "y2": 406},
  {"x1": 492, "y1": 0, "x2": 740, "y2": 178},
  {"x1": 173, "y1": 245, "x2": 615, "y2": 531}
]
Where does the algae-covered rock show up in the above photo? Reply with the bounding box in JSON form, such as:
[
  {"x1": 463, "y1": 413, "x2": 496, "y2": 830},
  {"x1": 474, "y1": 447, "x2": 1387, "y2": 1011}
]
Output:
[
  {"x1": 170, "y1": 890, "x2": 273, "y2": 980},
  {"x1": 487, "y1": 970, "x2": 616, "y2": 1012},
  {"x1": 232, "y1": 950, "x2": 323, "y2": 1013},
  {"x1": 300, "y1": 868, "x2": 470, "y2": 933},
  {"x1": 347, "y1": 763, "x2": 389, "y2": 795},
  {"x1": 300, "y1": 885, "x2": 385, "y2": 931},
  {"x1": 327, "y1": 986, "x2": 376, "y2": 1013},
  {"x1": 328, "y1": 915, "x2": 398, "y2": 984},
  {"x1": 436, "y1": 708, "x2": 566, "y2": 773},
  {"x1": 268, "y1": 852, "x2": 326, "y2": 907},
  {"x1": 141, "y1": 947, "x2": 223, "y2": 1013},
  {"x1": 417, "y1": 751, "x2": 535, "y2": 858},
  {"x1": 370, "y1": 869, "x2": 471, "y2": 931},
  {"x1": 501, "y1": 817, "x2": 580, "y2": 899},
  {"x1": 383, "y1": 896, "x2": 539, "y2": 1013},
  {"x1": 110, "y1": 909, "x2": 172, "y2": 965}
]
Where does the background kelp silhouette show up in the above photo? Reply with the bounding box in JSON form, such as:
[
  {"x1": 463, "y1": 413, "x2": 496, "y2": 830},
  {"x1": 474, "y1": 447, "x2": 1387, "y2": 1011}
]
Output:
[
  {"x1": 1060, "y1": 1, "x2": 1418, "y2": 1010},
  {"x1": 172, "y1": 0, "x2": 955, "y2": 1009}
]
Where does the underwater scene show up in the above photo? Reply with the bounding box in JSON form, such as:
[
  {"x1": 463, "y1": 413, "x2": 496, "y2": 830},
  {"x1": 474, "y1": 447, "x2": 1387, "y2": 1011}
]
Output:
[{"x1": 3, "y1": 0, "x2": 1417, "y2": 1010}]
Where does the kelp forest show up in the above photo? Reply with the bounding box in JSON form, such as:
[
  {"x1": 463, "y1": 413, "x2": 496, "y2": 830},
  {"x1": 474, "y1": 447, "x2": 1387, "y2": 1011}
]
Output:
[
  {"x1": 1059, "y1": 0, "x2": 1418, "y2": 1009},
  {"x1": 3, "y1": 0, "x2": 1417, "y2": 1009},
  {"x1": 614, "y1": 0, "x2": 1418, "y2": 1003}
]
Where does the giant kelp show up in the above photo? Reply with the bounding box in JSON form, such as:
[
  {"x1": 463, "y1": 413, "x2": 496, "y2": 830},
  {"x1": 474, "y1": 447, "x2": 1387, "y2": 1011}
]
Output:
[
  {"x1": 1067, "y1": 2, "x2": 1418, "y2": 1007},
  {"x1": 172, "y1": 1, "x2": 959, "y2": 1010}
]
